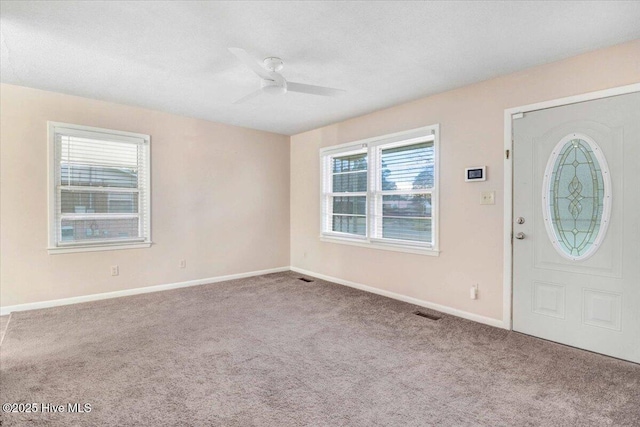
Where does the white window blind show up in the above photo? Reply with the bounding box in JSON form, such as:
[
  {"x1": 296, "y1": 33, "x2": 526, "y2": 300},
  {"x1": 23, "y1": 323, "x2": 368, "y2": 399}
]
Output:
[
  {"x1": 373, "y1": 141, "x2": 434, "y2": 244},
  {"x1": 48, "y1": 123, "x2": 151, "y2": 253},
  {"x1": 320, "y1": 125, "x2": 439, "y2": 254}
]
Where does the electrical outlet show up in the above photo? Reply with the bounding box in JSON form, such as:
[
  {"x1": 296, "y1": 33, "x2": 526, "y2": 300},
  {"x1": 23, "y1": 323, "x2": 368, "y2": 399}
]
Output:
[
  {"x1": 470, "y1": 284, "x2": 478, "y2": 300},
  {"x1": 111, "y1": 265, "x2": 119, "y2": 276},
  {"x1": 179, "y1": 259, "x2": 186, "y2": 269},
  {"x1": 481, "y1": 191, "x2": 495, "y2": 205}
]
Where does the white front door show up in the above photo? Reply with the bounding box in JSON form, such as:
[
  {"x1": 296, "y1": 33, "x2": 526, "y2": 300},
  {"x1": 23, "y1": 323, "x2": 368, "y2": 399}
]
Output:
[{"x1": 512, "y1": 91, "x2": 640, "y2": 364}]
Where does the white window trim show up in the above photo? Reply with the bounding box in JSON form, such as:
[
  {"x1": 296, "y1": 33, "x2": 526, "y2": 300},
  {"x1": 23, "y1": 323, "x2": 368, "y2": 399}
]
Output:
[
  {"x1": 47, "y1": 122, "x2": 152, "y2": 254},
  {"x1": 319, "y1": 124, "x2": 440, "y2": 256}
]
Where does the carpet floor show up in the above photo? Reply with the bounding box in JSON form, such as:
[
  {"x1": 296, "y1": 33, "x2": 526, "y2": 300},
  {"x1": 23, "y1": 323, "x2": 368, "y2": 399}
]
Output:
[{"x1": 1, "y1": 272, "x2": 639, "y2": 426}]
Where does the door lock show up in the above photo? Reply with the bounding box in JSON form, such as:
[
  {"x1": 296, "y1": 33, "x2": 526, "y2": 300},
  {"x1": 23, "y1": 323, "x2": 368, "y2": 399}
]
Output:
[
  {"x1": 516, "y1": 217, "x2": 525, "y2": 224},
  {"x1": 515, "y1": 232, "x2": 525, "y2": 240}
]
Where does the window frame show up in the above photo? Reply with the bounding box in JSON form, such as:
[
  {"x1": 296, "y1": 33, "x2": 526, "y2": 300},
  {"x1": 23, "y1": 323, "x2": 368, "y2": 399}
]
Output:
[
  {"x1": 47, "y1": 122, "x2": 152, "y2": 254},
  {"x1": 319, "y1": 125, "x2": 440, "y2": 256}
]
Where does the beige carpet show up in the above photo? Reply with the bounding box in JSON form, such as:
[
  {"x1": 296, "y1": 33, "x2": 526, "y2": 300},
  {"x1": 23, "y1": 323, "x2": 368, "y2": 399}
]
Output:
[{"x1": 1, "y1": 272, "x2": 639, "y2": 426}]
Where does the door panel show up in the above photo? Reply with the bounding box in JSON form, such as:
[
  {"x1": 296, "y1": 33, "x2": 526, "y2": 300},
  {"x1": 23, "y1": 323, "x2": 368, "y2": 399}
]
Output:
[{"x1": 512, "y1": 92, "x2": 640, "y2": 363}]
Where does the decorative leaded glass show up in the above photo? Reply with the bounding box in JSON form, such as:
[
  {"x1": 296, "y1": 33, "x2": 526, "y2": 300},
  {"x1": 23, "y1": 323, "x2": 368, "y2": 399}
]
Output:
[{"x1": 543, "y1": 135, "x2": 610, "y2": 261}]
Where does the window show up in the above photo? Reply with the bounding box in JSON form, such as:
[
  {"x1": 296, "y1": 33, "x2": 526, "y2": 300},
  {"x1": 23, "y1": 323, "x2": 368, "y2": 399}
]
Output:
[
  {"x1": 321, "y1": 125, "x2": 439, "y2": 255},
  {"x1": 329, "y1": 150, "x2": 368, "y2": 236},
  {"x1": 48, "y1": 122, "x2": 151, "y2": 253}
]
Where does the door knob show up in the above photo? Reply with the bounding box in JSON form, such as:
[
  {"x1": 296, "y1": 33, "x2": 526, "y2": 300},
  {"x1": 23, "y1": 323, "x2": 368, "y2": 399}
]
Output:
[{"x1": 515, "y1": 232, "x2": 525, "y2": 240}]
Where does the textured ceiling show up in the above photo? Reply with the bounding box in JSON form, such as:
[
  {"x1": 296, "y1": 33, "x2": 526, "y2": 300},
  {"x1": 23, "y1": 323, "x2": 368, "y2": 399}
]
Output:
[{"x1": 1, "y1": 1, "x2": 639, "y2": 135}]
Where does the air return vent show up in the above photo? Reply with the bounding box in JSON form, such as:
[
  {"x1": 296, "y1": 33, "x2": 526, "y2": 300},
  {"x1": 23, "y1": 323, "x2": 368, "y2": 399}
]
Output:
[
  {"x1": 298, "y1": 277, "x2": 314, "y2": 283},
  {"x1": 413, "y1": 310, "x2": 441, "y2": 321}
]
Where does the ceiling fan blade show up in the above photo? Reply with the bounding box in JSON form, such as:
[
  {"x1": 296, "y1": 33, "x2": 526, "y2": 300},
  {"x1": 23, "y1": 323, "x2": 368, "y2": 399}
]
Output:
[
  {"x1": 287, "y1": 82, "x2": 346, "y2": 97},
  {"x1": 233, "y1": 89, "x2": 263, "y2": 105},
  {"x1": 228, "y1": 47, "x2": 272, "y2": 80}
]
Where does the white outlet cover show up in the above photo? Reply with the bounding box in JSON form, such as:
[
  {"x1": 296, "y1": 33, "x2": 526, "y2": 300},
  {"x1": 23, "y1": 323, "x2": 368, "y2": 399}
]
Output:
[{"x1": 481, "y1": 191, "x2": 495, "y2": 205}]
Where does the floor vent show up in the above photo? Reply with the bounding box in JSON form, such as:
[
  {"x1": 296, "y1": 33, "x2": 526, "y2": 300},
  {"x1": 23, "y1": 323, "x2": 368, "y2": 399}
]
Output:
[
  {"x1": 298, "y1": 277, "x2": 314, "y2": 283},
  {"x1": 413, "y1": 311, "x2": 441, "y2": 321}
]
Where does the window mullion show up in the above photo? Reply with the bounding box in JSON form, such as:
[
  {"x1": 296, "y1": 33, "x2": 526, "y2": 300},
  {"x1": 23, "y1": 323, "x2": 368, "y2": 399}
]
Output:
[
  {"x1": 325, "y1": 155, "x2": 333, "y2": 233},
  {"x1": 327, "y1": 192, "x2": 367, "y2": 197},
  {"x1": 331, "y1": 170, "x2": 367, "y2": 176},
  {"x1": 379, "y1": 189, "x2": 433, "y2": 196},
  {"x1": 137, "y1": 144, "x2": 143, "y2": 239},
  {"x1": 58, "y1": 185, "x2": 140, "y2": 193},
  {"x1": 368, "y1": 145, "x2": 378, "y2": 240},
  {"x1": 57, "y1": 185, "x2": 62, "y2": 244}
]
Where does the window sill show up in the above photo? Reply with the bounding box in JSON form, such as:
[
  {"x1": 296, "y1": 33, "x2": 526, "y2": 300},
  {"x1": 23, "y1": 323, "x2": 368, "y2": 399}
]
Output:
[
  {"x1": 48, "y1": 241, "x2": 152, "y2": 255},
  {"x1": 320, "y1": 235, "x2": 439, "y2": 256}
]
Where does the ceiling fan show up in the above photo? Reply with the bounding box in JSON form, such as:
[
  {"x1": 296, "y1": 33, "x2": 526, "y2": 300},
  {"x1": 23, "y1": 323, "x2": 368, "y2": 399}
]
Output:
[{"x1": 228, "y1": 47, "x2": 346, "y2": 104}]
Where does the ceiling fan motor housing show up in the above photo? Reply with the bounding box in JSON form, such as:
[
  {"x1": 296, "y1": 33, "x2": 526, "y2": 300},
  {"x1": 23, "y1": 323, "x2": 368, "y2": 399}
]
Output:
[
  {"x1": 263, "y1": 57, "x2": 284, "y2": 72},
  {"x1": 261, "y1": 74, "x2": 287, "y2": 94}
]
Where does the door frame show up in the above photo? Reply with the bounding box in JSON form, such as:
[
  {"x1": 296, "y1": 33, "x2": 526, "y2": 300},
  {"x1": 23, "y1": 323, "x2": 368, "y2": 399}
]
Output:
[{"x1": 503, "y1": 83, "x2": 640, "y2": 330}]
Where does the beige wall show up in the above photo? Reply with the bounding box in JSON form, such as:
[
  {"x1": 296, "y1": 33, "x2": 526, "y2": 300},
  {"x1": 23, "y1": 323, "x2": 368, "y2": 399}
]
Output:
[
  {"x1": 2, "y1": 41, "x2": 638, "y2": 316},
  {"x1": 1, "y1": 84, "x2": 290, "y2": 307},
  {"x1": 290, "y1": 40, "x2": 640, "y2": 323}
]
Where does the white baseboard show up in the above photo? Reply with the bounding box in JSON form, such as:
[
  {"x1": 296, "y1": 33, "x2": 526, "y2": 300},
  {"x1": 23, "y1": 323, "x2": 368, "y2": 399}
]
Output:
[
  {"x1": 0, "y1": 266, "x2": 290, "y2": 316},
  {"x1": 2, "y1": 266, "x2": 507, "y2": 330},
  {"x1": 291, "y1": 266, "x2": 507, "y2": 329}
]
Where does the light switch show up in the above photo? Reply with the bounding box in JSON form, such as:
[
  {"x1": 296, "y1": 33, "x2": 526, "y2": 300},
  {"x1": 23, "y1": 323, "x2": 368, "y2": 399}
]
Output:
[{"x1": 481, "y1": 191, "x2": 495, "y2": 205}]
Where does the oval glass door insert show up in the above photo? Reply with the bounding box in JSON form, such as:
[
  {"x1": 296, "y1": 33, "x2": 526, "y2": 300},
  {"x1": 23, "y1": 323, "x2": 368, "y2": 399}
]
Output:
[{"x1": 542, "y1": 133, "x2": 611, "y2": 261}]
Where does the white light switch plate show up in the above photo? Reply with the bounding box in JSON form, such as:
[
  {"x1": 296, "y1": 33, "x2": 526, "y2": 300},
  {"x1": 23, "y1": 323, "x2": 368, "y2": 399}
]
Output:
[{"x1": 481, "y1": 191, "x2": 495, "y2": 205}]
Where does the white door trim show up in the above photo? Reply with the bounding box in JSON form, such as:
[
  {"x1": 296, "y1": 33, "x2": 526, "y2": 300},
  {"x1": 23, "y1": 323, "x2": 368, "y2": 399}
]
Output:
[{"x1": 503, "y1": 82, "x2": 640, "y2": 330}]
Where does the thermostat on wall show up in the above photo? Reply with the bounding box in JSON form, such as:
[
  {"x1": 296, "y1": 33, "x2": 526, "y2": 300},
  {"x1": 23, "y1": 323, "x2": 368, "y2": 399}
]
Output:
[{"x1": 465, "y1": 166, "x2": 486, "y2": 182}]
